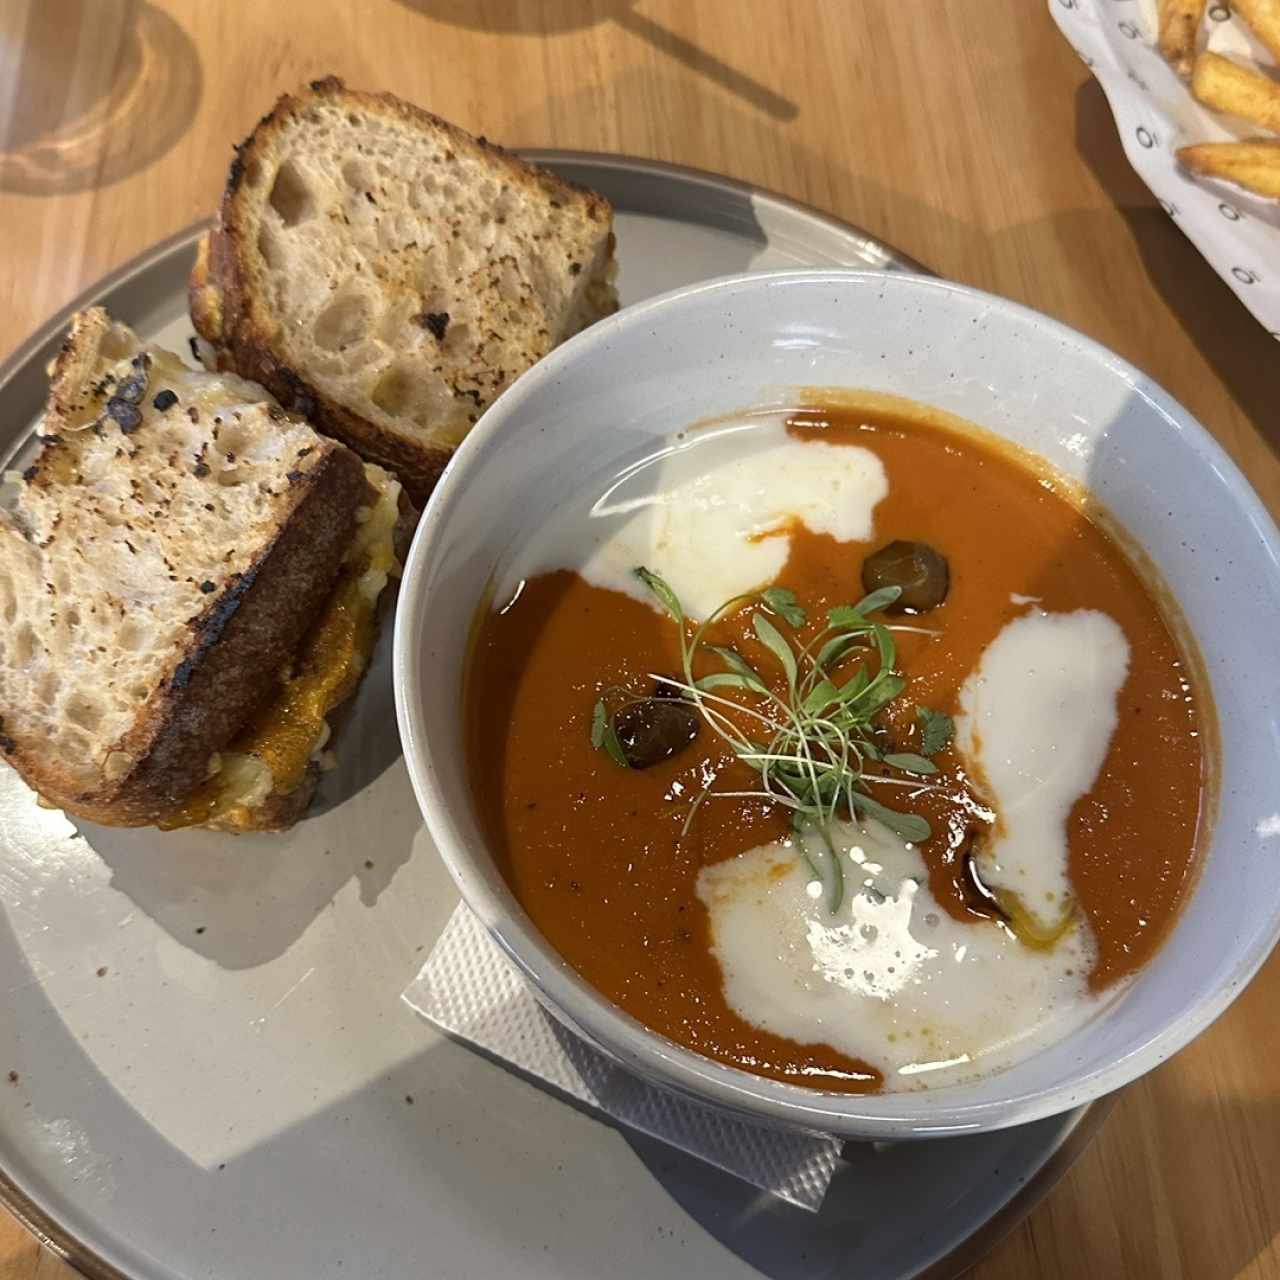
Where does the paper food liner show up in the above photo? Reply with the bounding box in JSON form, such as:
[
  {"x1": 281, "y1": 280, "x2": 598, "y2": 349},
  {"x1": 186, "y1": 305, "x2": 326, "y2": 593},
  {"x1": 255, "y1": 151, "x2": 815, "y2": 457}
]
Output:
[{"x1": 1050, "y1": 0, "x2": 1280, "y2": 337}]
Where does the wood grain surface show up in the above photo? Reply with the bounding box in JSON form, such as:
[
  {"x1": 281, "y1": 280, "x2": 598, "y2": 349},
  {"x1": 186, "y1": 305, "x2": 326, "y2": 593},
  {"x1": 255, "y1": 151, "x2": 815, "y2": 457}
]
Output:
[{"x1": 0, "y1": 1, "x2": 1277, "y2": 1277}]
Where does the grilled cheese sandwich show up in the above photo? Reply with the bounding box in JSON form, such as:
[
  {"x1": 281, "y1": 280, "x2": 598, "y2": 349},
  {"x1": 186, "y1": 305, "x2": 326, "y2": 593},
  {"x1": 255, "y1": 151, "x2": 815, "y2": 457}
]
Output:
[
  {"x1": 0, "y1": 308, "x2": 407, "y2": 832},
  {"x1": 159, "y1": 464, "x2": 401, "y2": 830}
]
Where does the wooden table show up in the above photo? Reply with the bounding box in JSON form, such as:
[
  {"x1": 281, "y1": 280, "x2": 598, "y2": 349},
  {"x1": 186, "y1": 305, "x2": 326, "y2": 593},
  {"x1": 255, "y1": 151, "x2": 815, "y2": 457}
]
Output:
[{"x1": 0, "y1": 1, "x2": 1276, "y2": 1276}]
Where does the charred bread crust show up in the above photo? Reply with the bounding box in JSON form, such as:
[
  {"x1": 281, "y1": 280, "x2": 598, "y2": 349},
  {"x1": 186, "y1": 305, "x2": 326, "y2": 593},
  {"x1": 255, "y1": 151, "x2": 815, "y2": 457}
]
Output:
[
  {"x1": 189, "y1": 76, "x2": 613, "y2": 506},
  {"x1": 14, "y1": 447, "x2": 368, "y2": 826},
  {"x1": 238, "y1": 77, "x2": 612, "y2": 224},
  {"x1": 188, "y1": 258, "x2": 452, "y2": 506}
]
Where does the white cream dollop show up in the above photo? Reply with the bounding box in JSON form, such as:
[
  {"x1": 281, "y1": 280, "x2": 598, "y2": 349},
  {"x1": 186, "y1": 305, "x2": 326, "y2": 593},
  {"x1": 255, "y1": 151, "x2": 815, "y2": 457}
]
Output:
[
  {"x1": 499, "y1": 417, "x2": 887, "y2": 621},
  {"x1": 697, "y1": 818, "x2": 1097, "y2": 1087},
  {"x1": 956, "y1": 609, "x2": 1130, "y2": 929},
  {"x1": 697, "y1": 607, "x2": 1133, "y2": 1087}
]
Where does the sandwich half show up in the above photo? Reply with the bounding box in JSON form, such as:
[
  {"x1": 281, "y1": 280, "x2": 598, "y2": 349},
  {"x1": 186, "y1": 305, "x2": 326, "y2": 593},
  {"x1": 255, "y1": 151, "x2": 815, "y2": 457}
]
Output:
[
  {"x1": 0, "y1": 308, "x2": 405, "y2": 832},
  {"x1": 190, "y1": 76, "x2": 619, "y2": 504}
]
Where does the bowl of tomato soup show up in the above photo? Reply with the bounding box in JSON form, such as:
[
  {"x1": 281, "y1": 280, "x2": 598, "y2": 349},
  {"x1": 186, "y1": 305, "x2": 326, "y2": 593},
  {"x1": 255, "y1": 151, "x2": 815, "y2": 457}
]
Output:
[{"x1": 395, "y1": 270, "x2": 1280, "y2": 1137}]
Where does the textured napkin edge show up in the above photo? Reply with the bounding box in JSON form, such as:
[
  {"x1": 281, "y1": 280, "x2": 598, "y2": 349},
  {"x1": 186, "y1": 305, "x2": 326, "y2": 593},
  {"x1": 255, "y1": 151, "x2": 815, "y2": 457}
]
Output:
[{"x1": 402, "y1": 904, "x2": 842, "y2": 1211}]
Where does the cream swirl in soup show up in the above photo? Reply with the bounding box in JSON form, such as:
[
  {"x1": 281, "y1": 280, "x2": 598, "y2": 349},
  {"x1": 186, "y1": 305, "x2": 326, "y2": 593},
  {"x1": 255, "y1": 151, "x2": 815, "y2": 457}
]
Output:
[{"x1": 468, "y1": 400, "x2": 1209, "y2": 1092}]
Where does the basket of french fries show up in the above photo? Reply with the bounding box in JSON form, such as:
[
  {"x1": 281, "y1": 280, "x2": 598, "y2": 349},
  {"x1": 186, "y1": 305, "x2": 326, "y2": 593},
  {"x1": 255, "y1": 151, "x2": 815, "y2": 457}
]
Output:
[{"x1": 1051, "y1": 0, "x2": 1280, "y2": 336}]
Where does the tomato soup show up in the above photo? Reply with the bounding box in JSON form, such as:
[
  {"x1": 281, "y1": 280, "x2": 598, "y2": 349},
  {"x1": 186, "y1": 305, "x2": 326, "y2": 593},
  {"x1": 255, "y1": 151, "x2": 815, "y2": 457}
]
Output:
[{"x1": 465, "y1": 400, "x2": 1210, "y2": 1092}]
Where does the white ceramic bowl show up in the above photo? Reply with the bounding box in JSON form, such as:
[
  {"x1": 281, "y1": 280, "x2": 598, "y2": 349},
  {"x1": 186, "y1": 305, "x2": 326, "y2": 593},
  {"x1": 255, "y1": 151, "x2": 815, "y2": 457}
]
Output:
[{"x1": 394, "y1": 270, "x2": 1280, "y2": 1139}]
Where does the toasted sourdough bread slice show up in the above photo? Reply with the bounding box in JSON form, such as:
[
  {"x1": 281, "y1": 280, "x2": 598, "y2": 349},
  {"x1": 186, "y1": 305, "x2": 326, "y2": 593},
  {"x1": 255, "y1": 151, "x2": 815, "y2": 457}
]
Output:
[
  {"x1": 164, "y1": 457, "x2": 405, "y2": 833},
  {"x1": 0, "y1": 308, "x2": 368, "y2": 827},
  {"x1": 190, "y1": 77, "x2": 619, "y2": 503}
]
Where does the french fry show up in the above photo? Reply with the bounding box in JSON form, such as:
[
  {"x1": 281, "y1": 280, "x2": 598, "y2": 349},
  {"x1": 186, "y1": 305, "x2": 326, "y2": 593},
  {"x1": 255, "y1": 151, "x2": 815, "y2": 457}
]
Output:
[
  {"x1": 1177, "y1": 139, "x2": 1280, "y2": 197},
  {"x1": 1232, "y1": 0, "x2": 1280, "y2": 67},
  {"x1": 1158, "y1": 0, "x2": 1208, "y2": 77},
  {"x1": 1191, "y1": 51, "x2": 1280, "y2": 133}
]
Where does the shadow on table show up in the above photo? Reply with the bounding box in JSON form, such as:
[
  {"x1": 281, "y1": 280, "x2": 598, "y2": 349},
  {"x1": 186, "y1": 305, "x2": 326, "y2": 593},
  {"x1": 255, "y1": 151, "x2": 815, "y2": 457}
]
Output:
[
  {"x1": 1072, "y1": 78, "x2": 1277, "y2": 455},
  {"x1": 391, "y1": 0, "x2": 633, "y2": 34},
  {"x1": 0, "y1": 0, "x2": 202, "y2": 196},
  {"x1": 78, "y1": 630, "x2": 415, "y2": 969},
  {"x1": 1048, "y1": 1061, "x2": 1280, "y2": 1280},
  {"x1": 393, "y1": 0, "x2": 797, "y2": 120},
  {"x1": 78, "y1": 768, "x2": 419, "y2": 970}
]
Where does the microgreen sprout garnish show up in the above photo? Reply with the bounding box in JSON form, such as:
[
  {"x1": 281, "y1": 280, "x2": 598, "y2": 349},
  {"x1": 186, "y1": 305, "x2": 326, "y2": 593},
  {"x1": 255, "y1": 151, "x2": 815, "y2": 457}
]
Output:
[
  {"x1": 916, "y1": 705, "x2": 955, "y2": 757},
  {"x1": 590, "y1": 697, "x2": 631, "y2": 769},
  {"x1": 590, "y1": 569, "x2": 952, "y2": 913}
]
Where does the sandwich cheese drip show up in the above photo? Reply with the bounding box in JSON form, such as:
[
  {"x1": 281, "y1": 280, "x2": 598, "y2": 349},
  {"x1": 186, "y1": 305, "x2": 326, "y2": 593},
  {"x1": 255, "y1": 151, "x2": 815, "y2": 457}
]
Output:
[{"x1": 159, "y1": 465, "x2": 401, "y2": 831}]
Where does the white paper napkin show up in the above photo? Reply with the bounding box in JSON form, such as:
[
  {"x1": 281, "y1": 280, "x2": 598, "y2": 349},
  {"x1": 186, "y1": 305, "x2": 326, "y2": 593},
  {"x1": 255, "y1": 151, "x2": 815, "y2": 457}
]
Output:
[
  {"x1": 1050, "y1": 0, "x2": 1280, "y2": 338},
  {"x1": 402, "y1": 905, "x2": 842, "y2": 1211}
]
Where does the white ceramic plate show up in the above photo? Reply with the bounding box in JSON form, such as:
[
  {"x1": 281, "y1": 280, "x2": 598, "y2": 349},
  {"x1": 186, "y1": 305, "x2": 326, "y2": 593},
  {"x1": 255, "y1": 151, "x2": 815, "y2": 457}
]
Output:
[
  {"x1": 0, "y1": 155, "x2": 1104, "y2": 1280},
  {"x1": 1050, "y1": 0, "x2": 1280, "y2": 337}
]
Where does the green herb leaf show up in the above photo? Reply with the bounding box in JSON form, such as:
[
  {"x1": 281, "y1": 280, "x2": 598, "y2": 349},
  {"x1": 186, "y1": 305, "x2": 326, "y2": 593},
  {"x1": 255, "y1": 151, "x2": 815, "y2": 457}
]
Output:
[
  {"x1": 851, "y1": 672, "x2": 906, "y2": 716},
  {"x1": 790, "y1": 818, "x2": 844, "y2": 912},
  {"x1": 761, "y1": 586, "x2": 807, "y2": 628},
  {"x1": 815, "y1": 633, "x2": 862, "y2": 671},
  {"x1": 707, "y1": 645, "x2": 768, "y2": 691},
  {"x1": 752, "y1": 612, "x2": 797, "y2": 690},
  {"x1": 873, "y1": 621, "x2": 896, "y2": 671},
  {"x1": 850, "y1": 790, "x2": 932, "y2": 843},
  {"x1": 634, "y1": 566, "x2": 684, "y2": 624},
  {"x1": 916, "y1": 706, "x2": 955, "y2": 757},
  {"x1": 590, "y1": 698, "x2": 608, "y2": 749},
  {"x1": 883, "y1": 751, "x2": 939, "y2": 775},
  {"x1": 600, "y1": 570, "x2": 940, "y2": 916},
  {"x1": 802, "y1": 678, "x2": 839, "y2": 715},
  {"x1": 601, "y1": 718, "x2": 631, "y2": 769},
  {"x1": 695, "y1": 673, "x2": 760, "y2": 691},
  {"x1": 797, "y1": 770, "x2": 842, "y2": 806},
  {"x1": 826, "y1": 604, "x2": 868, "y2": 630},
  {"x1": 774, "y1": 769, "x2": 811, "y2": 797},
  {"x1": 818, "y1": 824, "x2": 845, "y2": 912},
  {"x1": 853, "y1": 584, "x2": 903, "y2": 616},
  {"x1": 835, "y1": 666, "x2": 870, "y2": 703}
]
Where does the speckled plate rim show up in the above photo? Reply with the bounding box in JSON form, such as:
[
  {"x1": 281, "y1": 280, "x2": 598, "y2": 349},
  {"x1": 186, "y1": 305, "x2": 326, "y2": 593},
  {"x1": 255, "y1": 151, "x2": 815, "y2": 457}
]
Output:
[{"x1": 0, "y1": 152, "x2": 1104, "y2": 1280}]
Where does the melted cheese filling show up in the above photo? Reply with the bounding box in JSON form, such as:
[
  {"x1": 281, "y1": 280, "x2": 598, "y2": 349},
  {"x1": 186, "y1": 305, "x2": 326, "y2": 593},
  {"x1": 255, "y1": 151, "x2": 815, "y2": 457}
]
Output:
[{"x1": 159, "y1": 464, "x2": 400, "y2": 830}]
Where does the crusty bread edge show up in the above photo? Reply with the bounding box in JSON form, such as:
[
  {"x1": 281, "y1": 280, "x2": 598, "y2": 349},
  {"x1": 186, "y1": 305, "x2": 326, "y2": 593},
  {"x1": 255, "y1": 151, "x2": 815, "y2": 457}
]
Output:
[
  {"x1": 193, "y1": 226, "x2": 454, "y2": 503},
  {"x1": 188, "y1": 476, "x2": 414, "y2": 834},
  {"x1": 0, "y1": 315, "x2": 371, "y2": 826},
  {"x1": 190, "y1": 76, "x2": 618, "y2": 505},
  {"x1": 6, "y1": 445, "x2": 367, "y2": 826}
]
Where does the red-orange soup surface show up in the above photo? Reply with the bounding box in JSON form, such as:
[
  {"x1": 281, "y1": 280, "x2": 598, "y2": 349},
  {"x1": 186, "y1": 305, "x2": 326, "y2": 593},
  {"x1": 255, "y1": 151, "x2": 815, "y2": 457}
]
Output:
[{"x1": 466, "y1": 402, "x2": 1210, "y2": 1093}]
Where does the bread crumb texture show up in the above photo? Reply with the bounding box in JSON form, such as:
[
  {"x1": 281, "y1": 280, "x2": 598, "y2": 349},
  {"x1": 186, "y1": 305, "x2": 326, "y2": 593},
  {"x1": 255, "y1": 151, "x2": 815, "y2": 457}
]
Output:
[
  {"x1": 0, "y1": 309, "x2": 335, "y2": 793},
  {"x1": 228, "y1": 80, "x2": 618, "y2": 451}
]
